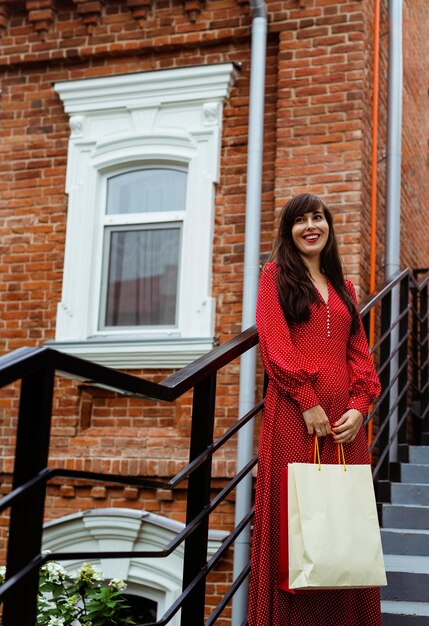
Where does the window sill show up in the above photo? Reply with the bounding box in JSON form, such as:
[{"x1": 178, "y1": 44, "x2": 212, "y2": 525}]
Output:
[{"x1": 45, "y1": 337, "x2": 215, "y2": 370}]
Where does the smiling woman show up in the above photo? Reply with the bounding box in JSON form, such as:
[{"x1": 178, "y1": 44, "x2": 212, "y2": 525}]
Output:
[{"x1": 248, "y1": 193, "x2": 382, "y2": 626}]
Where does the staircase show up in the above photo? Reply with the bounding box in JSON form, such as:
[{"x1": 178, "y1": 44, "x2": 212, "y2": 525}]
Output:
[{"x1": 381, "y1": 444, "x2": 429, "y2": 625}]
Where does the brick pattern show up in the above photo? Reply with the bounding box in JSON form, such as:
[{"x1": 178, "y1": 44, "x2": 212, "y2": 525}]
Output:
[
  {"x1": 359, "y1": 0, "x2": 429, "y2": 289},
  {"x1": 43, "y1": 478, "x2": 236, "y2": 526},
  {"x1": 0, "y1": 0, "x2": 428, "y2": 613},
  {"x1": 0, "y1": 0, "x2": 9, "y2": 32},
  {"x1": 205, "y1": 551, "x2": 234, "y2": 625},
  {"x1": 126, "y1": 0, "x2": 152, "y2": 26},
  {"x1": 26, "y1": 0, "x2": 56, "y2": 37},
  {"x1": 357, "y1": 0, "x2": 375, "y2": 289},
  {"x1": 274, "y1": 2, "x2": 368, "y2": 292},
  {"x1": 0, "y1": 0, "x2": 252, "y2": 69},
  {"x1": 72, "y1": 0, "x2": 105, "y2": 34},
  {"x1": 397, "y1": 0, "x2": 429, "y2": 271}
]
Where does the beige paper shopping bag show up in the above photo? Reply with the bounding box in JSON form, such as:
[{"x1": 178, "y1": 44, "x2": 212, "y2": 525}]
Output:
[{"x1": 288, "y1": 454, "x2": 387, "y2": 590}]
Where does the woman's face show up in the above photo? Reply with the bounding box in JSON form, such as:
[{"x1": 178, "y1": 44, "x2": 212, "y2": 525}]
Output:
[{"x1": 291, "y1": 208, "x2": 330, "y2": 261}]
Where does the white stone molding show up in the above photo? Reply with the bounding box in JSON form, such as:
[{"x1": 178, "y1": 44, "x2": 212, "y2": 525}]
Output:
[
  {"x1": 203, "y1": 101, "x2": 221, "y2": 126},
  {"x1": 69, "y1": 115, "x2": 84, "y2": 138},
  {"x1": 46, "y1": 337, "x2": 215, "y2": 369},
  {"x1": 54, "y1": 64, "x2": 238, "y2": 114},
  {"x1": 43, "y1": 508, "x2": 228, "y2": 625}
]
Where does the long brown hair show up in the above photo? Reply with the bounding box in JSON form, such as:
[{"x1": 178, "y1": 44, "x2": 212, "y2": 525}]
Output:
[{"x1": 270, "y1": 193, "x2": 360, "y2": 333}]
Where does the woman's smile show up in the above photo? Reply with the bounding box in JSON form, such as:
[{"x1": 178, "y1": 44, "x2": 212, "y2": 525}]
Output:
[{"x1": 302, "y1": 233, "x2": 320, "y2": 243}]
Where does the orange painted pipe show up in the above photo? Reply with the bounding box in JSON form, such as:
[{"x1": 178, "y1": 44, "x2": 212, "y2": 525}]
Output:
[{"x1": 368, "y1": 0, "x2": 381, "y2": 450}]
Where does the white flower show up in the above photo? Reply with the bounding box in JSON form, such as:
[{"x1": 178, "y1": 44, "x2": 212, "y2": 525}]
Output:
[
  {"x1": 42, "y1": 561, "x2": 67, "y2": 584},
  {"x1": 0, "y1": 565, "x2": 6, "y2": 584},
  {"x1": 76, "y1": 562, "x2": 104, "y2": 584},
  {"x1": 47, "y1": 617, "x2": 65, "y2": 626},
  {"x1": 109, "y1": 577, "x2": 127, "y2": 591}
]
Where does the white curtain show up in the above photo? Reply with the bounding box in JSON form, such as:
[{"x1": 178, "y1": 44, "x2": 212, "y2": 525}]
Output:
[{"x1": 105, "y1": 228, "x2": 180, "y2": 327}]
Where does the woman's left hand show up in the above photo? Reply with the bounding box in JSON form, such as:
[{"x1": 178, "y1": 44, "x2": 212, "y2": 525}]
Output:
[{"x1": 331, "y1": 409, "x2": 364, "y2": 444}]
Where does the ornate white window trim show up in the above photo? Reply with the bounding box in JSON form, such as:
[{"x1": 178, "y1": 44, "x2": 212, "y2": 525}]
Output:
[
  {"x1": 49, "y1": 337, "x2": 215, "y2": 369},
  {"x1": 42, "y1": 508, "x2": 228, "y2": 626},
  {"x1": 49, "y1": 64, "x2": 237, "y2": 369}
]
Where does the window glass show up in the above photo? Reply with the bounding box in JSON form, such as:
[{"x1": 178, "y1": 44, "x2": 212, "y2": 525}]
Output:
[
  {"x1": 121, "y1": 594, "x2": 157, "y2": 624},
  {"x1": 106, "y1": 169, "x2": 187, "y2": 215},
  {"x1": 103, "y1": 227, "x2": 180, "y2": 327}
]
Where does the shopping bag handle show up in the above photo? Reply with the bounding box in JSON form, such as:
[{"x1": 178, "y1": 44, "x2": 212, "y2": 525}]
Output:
[{"x1": 313, "y1": 436, "x2": 346, "y2": 472}]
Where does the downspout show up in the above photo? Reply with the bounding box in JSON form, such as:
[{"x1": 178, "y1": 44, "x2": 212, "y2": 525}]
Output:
[
  {"x1": 232, "y1": 1, "x2": 267, "y2": 625},
  {"x1": 385, "y1": 0, "x2": 403, "y2": 461}
]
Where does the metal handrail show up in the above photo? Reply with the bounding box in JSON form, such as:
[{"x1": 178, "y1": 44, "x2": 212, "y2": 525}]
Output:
[
  {"x1": 0, "y1": 326, "x2": 259, "y2": 402},
  {"x1": 0, "y1": 322, "x2": 262, "y2": 625}
]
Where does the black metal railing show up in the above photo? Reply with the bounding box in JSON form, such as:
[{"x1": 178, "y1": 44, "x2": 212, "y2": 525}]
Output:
[
  {"x1": 0, "y1": 268, "x2": 428, "y2": 626},
  {"x1": 362, "y1": 269, "x2": 412, "y2": 480},
  {"x1": 358, "y1": 268, "x2": 428, "y2": 499},
  {"x1": 413, "y1": 269, "x2": 429, "y2": 430}
]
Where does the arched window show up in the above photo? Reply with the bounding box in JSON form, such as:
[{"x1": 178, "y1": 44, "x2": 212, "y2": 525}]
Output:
[
  {"x1": 121, "y1": 594, "x2": 157, "y2": 624},
  {"x1": 52, "y1": 64, "x2": 237, "y2": 368}
]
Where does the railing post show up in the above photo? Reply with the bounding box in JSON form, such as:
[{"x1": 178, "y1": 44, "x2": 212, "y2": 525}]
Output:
[
  {"x1": 420, "y1": 282, "x2": 429, "y2": 431},
  {"x1": 378, "y1": 290, "x2": 392, "y2": 481},
  {"x1": 3, "y1": 365, "x2": 55, "y2": 626},
  {"x1": 412, "y1": 282, "x2": 420, "y2": 420},
  {"x1": 181, "y1": 373, "x2": 217, "y2": 626},
  {"x1": 397, "y1": 273, "x2": 410, "y2": 446},
  {"x1": 361, "y1": 309, "x2": 370, "y2": 343}
]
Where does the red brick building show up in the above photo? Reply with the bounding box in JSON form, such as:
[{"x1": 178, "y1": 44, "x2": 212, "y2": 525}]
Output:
[{"x1": 0, "y1": 0, "x2": 428, "y2": 622}]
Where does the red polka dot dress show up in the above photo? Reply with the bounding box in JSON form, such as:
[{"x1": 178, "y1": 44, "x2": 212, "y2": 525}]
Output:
[{"x1": 248, "y1": 262, "x2": 382, "y2": 626}]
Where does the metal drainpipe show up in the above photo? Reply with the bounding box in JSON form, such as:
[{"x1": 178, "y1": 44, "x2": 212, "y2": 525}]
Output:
[
  {"x1": 385, "y1": 0, "x2": 403, "y2": 463},
  {"x1": 232, "y1": 1, "x2": 267, "y2": 625}
]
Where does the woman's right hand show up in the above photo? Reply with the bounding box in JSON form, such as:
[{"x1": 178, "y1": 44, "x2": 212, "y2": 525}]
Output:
[{"x1": 302, "y1": 404, "x2": 331, "y2": 437}]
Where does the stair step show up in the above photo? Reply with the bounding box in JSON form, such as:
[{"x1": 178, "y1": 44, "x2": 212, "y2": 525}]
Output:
[
  {"x1": 382, "y1": 555, "x2": 429, "y2": 602},
  {"x1": 401, "y1": 463, "x2": 429, "y2": 484},
  {"x1": 382, "y1": 504, "x2": 429, "y2": 529},
  {"x1": 384, "y1": 554, "x2": 429, "y2": 574},
  {"x1": 381, "y1": 528, "x2": 429, "y2": 556},
  {"x1": 391, "y1": 483, "x2": 429, "y2": 505},
  {"x1": 409, "y1": 446, "x2": 429, "y2": 464},
  {"x1": 382, "y1": 600, "x2": 429, "y2": 625},
  {"x1": 382, "y1": 571, "x2": 429, "y2": 603}
]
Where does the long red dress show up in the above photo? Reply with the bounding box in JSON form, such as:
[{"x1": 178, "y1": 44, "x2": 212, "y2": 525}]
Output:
[{"x1": 248, "y1": 262, "x2": 382, "y2": 626}]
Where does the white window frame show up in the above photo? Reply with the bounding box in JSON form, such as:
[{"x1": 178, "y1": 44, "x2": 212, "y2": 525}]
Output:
[
  {"x1": 50, "y1": 64, "x2": 237, "y2": 368},
  {"x1": 97, "y1": 165, "x2": 187, "y2": 332}
]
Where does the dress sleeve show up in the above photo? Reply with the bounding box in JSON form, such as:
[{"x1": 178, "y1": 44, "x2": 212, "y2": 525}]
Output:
[
  {"x1": 345, "y1": 280, "x2": 382, "y2": 417},
  {"x1": 256, "y1": 263, "x2": 319, "y2": 413}
]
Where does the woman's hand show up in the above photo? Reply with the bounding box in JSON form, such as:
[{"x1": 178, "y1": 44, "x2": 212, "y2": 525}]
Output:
[
  {"x1": 332, "y1": 409, "x2": 363, "y2": 444},
  {"x1": 302, "y1": 404, "x2": 331, "y2": 437}
]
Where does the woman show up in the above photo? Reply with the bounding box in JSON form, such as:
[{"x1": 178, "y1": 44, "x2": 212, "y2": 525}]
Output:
[{"x1": 248, "y1": 193, "x2": 382, "y2": 626}]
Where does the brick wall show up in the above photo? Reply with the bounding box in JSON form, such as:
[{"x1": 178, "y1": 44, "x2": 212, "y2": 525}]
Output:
[
  {"x1": 360, "y1": 0, "x2": 429, "y2": 288},
  {"x1": 274, "y1": 1, "x2": 369, "y2": 293},
  {"x1": 399, "y1": 0, "x2": 429, "y2": 271},
  {"x1": 0, "y1": 0, "x2": 428, "y2": 617}
]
